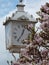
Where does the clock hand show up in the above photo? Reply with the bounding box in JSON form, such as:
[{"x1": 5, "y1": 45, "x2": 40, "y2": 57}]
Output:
[{"x1": 17, "y1": 28, "x2": 25, "y2": 42}]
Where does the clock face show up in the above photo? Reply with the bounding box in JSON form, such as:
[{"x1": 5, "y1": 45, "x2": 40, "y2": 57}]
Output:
[{"x1": 12, "y1": 23, "x2": 30, "y2": 45}]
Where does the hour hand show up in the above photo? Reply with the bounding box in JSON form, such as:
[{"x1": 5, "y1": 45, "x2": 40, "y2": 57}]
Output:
[{"x1": 17, "y1": 29, "x2": 25, "y2": 42}]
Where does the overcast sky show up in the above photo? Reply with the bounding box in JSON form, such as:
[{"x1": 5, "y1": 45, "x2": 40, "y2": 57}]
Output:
[{"x1": 0, "y1": 0, "x2": 49, "y2": 65}]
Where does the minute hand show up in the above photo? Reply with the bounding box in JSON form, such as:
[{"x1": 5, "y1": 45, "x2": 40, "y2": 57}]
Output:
[{"x1": 17, "y1": 29, "x2": 25, "y2": 42}]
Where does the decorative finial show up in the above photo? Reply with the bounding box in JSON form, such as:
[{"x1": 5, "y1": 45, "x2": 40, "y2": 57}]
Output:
[{"x1": 20, "y1": 0, "x2": 23, "y2": 2}]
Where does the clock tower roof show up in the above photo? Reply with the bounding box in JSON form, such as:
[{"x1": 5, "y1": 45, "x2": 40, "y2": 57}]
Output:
[{"x1": 3, "y1": 0, "x2": 37, "y2": 25}]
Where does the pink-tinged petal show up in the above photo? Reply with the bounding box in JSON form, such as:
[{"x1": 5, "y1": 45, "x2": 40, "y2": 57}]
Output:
[{"x1": 28, "y1": 24, "x2": 33, "y2": 29}]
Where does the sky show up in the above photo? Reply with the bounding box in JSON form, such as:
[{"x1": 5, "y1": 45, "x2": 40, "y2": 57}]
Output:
[{"x1": 0, "y1": 0, "x2": 49, "y2": 65}]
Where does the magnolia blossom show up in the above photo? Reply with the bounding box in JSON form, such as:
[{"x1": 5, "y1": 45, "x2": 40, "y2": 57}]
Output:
[
  {"x1": 41, "y1": 22, "x2": 49, "y2": 32},
  {"x1": 20, "y1": 48, "x2": 28, "y2": 56},
  {"x1": 41, "y1": 60, "x2": 48, "y2": 65},
  {"x1": 42, "y1": 15, "x2": 49, "y2": 20},
  {"x1": 41, "y1": 3, "x2": 49, "y2": 14},
  {"x1": 42, "y1": 5, "x2": 49, "y2": 11},
  {"x1": 42, "y1": 5, "x2": 48, "y2": 10},
  {"x1": 28, "y1": 24, "x2": 33, "y2": 29},
  {"x1": 41, "y1": 49, "x2": 48, "y2": 55},
  {"x1": 34, "y1": 34, "x2": 43, "y2": 45}
]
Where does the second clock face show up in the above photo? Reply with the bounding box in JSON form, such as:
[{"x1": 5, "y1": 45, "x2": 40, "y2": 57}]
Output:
[{"x1": 12, "y1": 22, "x2": 30, "y2": 45}]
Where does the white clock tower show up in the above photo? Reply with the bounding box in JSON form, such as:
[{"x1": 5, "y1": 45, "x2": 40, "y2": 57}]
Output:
[{"x1": 3, "y1": 0, "x2": 37, "y2": 53}]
